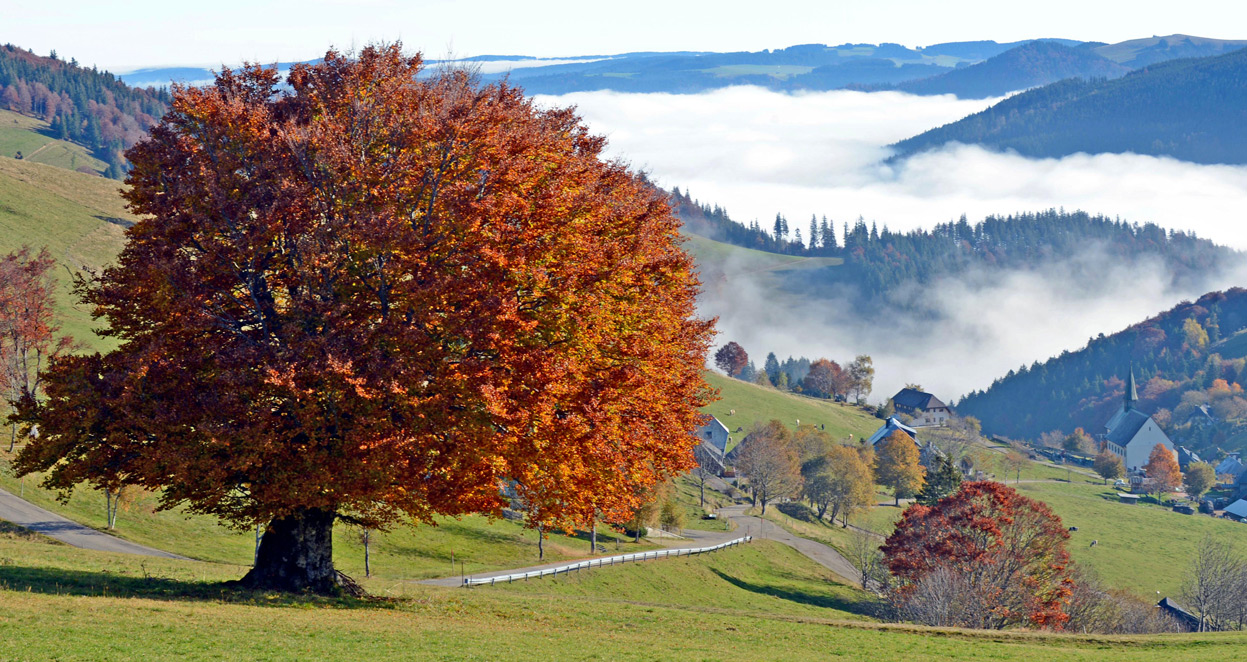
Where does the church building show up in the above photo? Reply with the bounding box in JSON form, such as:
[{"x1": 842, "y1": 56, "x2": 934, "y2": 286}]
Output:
[{"x1": 1101, "y1": 367, "x2": 1175, "y2": 471}]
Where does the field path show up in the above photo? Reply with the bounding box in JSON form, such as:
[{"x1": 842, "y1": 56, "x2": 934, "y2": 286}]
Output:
[{"x1": 0, "y1": 488, "x2": 186, "y2": 559}]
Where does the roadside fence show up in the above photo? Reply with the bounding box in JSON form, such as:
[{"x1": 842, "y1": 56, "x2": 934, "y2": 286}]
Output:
[{"x1": 462, "y1": 536, "x2": 753, "y2": 586}]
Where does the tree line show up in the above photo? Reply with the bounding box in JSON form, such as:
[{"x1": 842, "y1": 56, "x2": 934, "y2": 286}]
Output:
[
  {"x1": 674, "y1": 187, "x2": 1235, "y2": 305},
  {"x1": 713, "y1": 340, "x2": 874, "y2": 403},
  {"x1": 0, "y1": 44, "x2": 170, "y2": 178}
]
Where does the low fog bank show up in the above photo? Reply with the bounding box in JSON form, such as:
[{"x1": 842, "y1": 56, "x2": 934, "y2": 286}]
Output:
[
  {"x1": 701, "y1": 244, "x2": 1247, "y2": 403},
  {"x1": 539, "y1": 86, "x2": 1247, "y2": 251},
  {"x1": 535, "y1": 85, "x2": 1247, "y2": 401}
]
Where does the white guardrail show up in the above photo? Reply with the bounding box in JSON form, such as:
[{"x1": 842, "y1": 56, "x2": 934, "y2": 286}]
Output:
[{"x1": 462, "y1": 535, "x2": 754, "y2": 586}]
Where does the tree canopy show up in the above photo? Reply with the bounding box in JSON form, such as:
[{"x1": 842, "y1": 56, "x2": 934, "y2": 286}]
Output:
[
  {"x1": 14, "y1": 45, "x2": 714, "y2": 593},
  {"x1": 882, "y1": 481, "x2": 1074, "y2": 630}
]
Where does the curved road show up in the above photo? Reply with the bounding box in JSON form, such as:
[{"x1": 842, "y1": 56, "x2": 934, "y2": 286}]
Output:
[{"x1": 0, "y1": 488, "x2": 186, "y2": 559}]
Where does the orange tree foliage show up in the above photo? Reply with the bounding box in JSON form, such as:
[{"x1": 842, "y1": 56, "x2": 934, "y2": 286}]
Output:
[
  {"x1": 801, "y1": 358, "x2": 845, "y2": 399},
  {"x1": 1144, "y1": 444, "x2": 1182, "y2": 496},
  {"x1": 13, "y1": 45, "x2": 714, "y2": 591},
  {"x1": 874, "y1": 430, "x2": 925, "y2": 505},
  {"x1": 881, "y1": 481, "x2": 1074, "y2": 630}
]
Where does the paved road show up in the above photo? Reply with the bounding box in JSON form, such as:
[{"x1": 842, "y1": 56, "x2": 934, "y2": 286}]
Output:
[
  {"x1": 0, "y1": 488, "x2": 186, "y2": 559},
  {"x1": 710, "y1": 505, "x2": 861, "y2": 585}
]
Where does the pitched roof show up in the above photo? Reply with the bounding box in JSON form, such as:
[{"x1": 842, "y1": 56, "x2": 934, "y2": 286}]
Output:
[
  {"x1": 867, "y1": 417, "x2": 918, "y2": 447},
  {"x1": 698, "y1": 417, "x2": 729, "y2": 435},
  {"x1": 1225, "y1": 499, "x2": 1247, "y2": 520},
  {"x1": 1105, "y1": 409, "x2": 1151, "y2": 446},
  {"x1": 1177, "y1": 446, "x2": 1201, "y2": 466},
  {"x1": 891, "y1": 388, "x2": 947, "y2": 411},
  {"x1": 1216, "y1": 456, "x2": 1246, "y2": 478}
]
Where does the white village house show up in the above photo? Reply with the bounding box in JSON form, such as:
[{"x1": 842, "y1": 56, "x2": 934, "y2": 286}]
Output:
[
  {"x1": 694, "y1": 416, "x2": 731, "y2": 455},
  {"x1": 890, "y1": 388, "x2": 953, "y2": 427},
  {"x1": 1101, "y1": 367, "x2": 1176, "y2": 471}
]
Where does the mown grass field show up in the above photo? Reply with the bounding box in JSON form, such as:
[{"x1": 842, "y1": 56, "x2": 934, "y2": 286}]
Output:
[
  {"x1": 0, "y1": 109, "x2": 107, "y2": 175},
  {"x1": 0, "y1": 154, "x2": 131, "y2": 344},
  {"x1": 701, "y1": 371, "x2": 882, "y2": 452},
  {"x1": 1015, "y1": 480, "x2": 1247, "y2": 596},
  {"x1": 4, "y1": 527, "x2": 1247, "y2": 660}
]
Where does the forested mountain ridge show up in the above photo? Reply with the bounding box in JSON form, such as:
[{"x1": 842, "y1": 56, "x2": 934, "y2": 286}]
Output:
[
  {"x1": 893, "y1": 41, "x2": 1130, "y2": 99},
  {"x1": 673, "y1": 187, "x2": 1239, "y2": 306},
  {"x1": 891, "y1": 46, "x2": 1247, "y2": 164},
  {"x1": 958, "y1": 289, "x2": 1247, "y2": 459},
  {"x1": 0, "y1": 45, "x2": 170, "y2": 178}
]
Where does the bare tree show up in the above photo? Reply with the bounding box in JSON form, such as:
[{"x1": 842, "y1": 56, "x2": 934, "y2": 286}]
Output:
[
  {"x1": 848, "y1": 527, "x2": 885, "y2": 591},
  {"x1": 1183, "y1": 535, "x2": 1243, "y2": 632},
  {"x1": 691, "y1": 443, "x2": 721, "y2": 508},
  {"x1": 735, "y1": 420, "x2": 801, "y2": 515}
]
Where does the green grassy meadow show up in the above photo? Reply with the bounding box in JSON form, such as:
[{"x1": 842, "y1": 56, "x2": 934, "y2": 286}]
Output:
[
  {"x1": 701, "y1": 371, "x2": 882, "y2": 452},
  {"x1": 0, "y1": 109, "x2": 107, "y2": 175},
  {"x1": 5, "y1": 528, "x2": 1247, "y2": 660},
  {"x1": 0, "y1": 153, "x2": 131, "y2": 344}
]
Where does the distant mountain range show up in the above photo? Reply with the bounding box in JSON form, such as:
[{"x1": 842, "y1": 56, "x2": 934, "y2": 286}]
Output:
[
  {"x1": 888, "y1": 41, "x2": 1130, "y2": 99},
  {"x1": 891, "y1": 46, "x2": 1247, "y2": 164},
  {"x1": 116, "y1": 35, "x2": 1245, "y2": 98}
]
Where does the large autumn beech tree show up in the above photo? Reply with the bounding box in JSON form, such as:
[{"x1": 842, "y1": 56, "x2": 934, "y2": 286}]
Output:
[
  {"x1": 14, "y1": 45, "x2": 715, "y2": 594},
  {"x1": 881, "y1": 481, "x2": 1074, "y2": 630}
]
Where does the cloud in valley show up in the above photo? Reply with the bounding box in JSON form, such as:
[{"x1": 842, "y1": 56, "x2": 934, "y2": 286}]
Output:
[{"x1": 535, "y1": 86, "x2": 1247, "y2": 401}]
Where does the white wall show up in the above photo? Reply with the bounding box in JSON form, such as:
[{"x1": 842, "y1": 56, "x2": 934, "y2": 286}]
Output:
[{"x1": 1125, "y1": 423, "x2": 1175, "y2": 472}]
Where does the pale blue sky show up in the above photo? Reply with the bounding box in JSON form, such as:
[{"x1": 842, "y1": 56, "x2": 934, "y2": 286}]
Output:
[{"x1": 4, "y1": 0, "x2": 1245, "y2": 71}]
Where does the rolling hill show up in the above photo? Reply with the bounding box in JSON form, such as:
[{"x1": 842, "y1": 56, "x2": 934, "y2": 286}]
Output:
[
  {"x1": 891, "y1": 46, "x2": 1247, "y2": 164},
  {"x1": 957, "y1": 287, "x2": 1247, "y2": 446},
  {"x1": 0, "y1": 152, "x2": 133, "y2": 343},
  {"x1": 1093, "y1": 33, "x2": 1247, "y2": 68},
  {"x1": 895, "y1": 41, "x2": 1130, "y2": 99}
]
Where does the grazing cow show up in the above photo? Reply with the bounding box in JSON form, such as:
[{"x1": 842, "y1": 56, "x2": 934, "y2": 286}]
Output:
[
  {"x1": 1090, "y1": 540, "x2": 1098, "y2": 547},
  {"x1": 1069, "y1": 526, "x2": 1078, "y2": 532}
]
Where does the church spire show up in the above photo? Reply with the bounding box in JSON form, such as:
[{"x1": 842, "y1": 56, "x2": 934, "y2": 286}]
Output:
[{"x1": 1125, "y1": 364, "x2": 1138, "y2": 411}]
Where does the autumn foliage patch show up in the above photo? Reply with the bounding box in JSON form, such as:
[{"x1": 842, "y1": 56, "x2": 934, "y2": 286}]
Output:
[{"x1": 881, "y1": 481, "x2": 1074, "y2": 629}]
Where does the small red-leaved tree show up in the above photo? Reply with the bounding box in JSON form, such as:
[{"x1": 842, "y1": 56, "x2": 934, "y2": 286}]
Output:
[
  {"x1": 713, "y1": 341, "x2": 749, "y2": 378},
  {"x1": 881, "y1": 481, "x2": 1074, "y2": 630},
  {"x1": 14, "y1": 45, "x2": 715, "y2": 594},
  {"x1": 0, "y1": 247, "x2": 70, "y2": 451}
]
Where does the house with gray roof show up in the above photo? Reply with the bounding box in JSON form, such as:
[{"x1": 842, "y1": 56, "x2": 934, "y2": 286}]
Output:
[
  {"x1": 1216, "y1": 452, "x2": 1246, "y2": 482},
  {"x1": 1176, "y1": 446, "x2": 1202, "y2": 471},
  {"x1": 890, "y1": 388, "x2": 952, "y2": 427},
  {"x1": 694, "y1": 417, "x2": 731, "y2": 455},
  {"x1": 1101, "y1": 366, "x2": 1175, "y2": 471}
]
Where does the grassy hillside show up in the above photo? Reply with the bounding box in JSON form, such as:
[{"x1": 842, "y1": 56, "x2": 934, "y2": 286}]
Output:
[
  {"x1": 0, "y1": 109, "x2": 108, "y2": 175},
  {"x1": 701, "y1": 371, "x2": 882, "y2": 451},
  {"x1": 5, "y1": 531, "x2": 1247, "y2": 659},
  {"x1": 1015, "y1": 480, "x2": 1247, "y2": 596},
  {"x1": 0, "y1": 154, "x2": 132, "y2": 344}
]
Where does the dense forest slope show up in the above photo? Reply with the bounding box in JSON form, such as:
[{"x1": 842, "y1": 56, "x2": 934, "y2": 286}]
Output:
[
  {"x1": 674, "y1": 188, "x2": 1239, "y2": 307},
  {"x1": 958, "y1": 289, "x2": 1247, "y2": 456},
  {"x1": 0, "y1": 45, "x2": 169, "y2": 178},
  {"x1": 891, "y1": 47, "x2": 1247, "y2": 164},
  {"x1": 894, "y1": 41, "x2": 1129, "y2": 98}
]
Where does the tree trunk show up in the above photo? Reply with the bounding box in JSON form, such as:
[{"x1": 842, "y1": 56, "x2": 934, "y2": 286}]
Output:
[
  {"x1": 362, "y1": 529, "x2": 371, "y2": 578},
  {"x1": 590, "y1": 522, "x2": 596, "y2": 554},
  {"x1": 240, "y1": 508, "x2": 342, "y2": 595},
  {"x1": 538, "y1": 526, "x2": 544, "y2": 560},
  {"x1": 760, "y1": 496, "x2": 768, "y2": 515},
  {"x1": 699, "y1": 477, "x2": 705, "y2": 508}
]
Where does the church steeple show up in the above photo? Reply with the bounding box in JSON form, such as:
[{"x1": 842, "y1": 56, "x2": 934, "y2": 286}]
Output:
[{"x1": 1125, "y1": 364, "x2": 1138, "y2": 411}]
